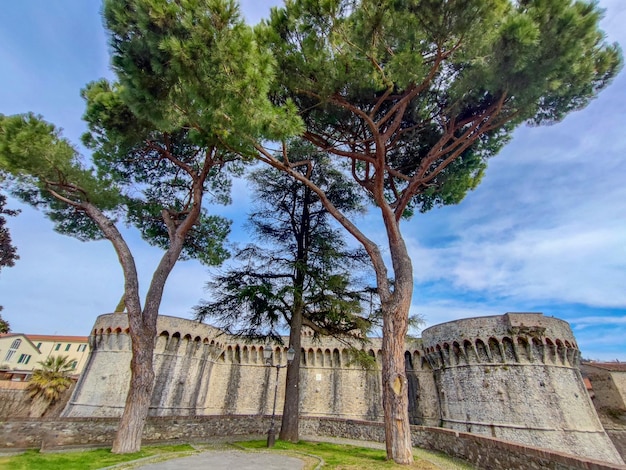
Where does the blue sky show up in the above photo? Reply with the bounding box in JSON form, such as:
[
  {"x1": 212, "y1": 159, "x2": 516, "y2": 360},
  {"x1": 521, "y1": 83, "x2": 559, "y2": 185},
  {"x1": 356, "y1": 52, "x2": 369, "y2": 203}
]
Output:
[{"x1": 1, "y1": 1, "x2": 625, "y2": 361}]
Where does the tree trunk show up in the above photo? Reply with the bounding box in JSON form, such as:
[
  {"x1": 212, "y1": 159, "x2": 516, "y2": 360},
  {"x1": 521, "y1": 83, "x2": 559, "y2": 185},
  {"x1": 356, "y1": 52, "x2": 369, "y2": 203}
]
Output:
[
  {"x1": 381, "y1": 227, "x2": 415, "y2": 464},
  {"x1": 111, "y1": 322, "x2": 156, "y2": 453},
  {"x1": 109, "y1": 236, "x2": 191, "y2": 453},
  {"x1": 280, "y1": 304, "x2": 303, "y2": 441},
  {"x1": 50, "y1": 157, "x2": 211, "y2": 454},
  {"x1": 110, "y1": 250, "x2": 182, "y2": 454},
  {"x1": 28, "y1": 396, "x2": 50, "y2": 418},
  {"x1": 279, "y1": 180, "x2": 311, "y2": 442},
  {"x1": 381, "y1": 302, "x2": 413, "y2": 464},
  {"x1": 280, "y1": 182, "x2": 310, "y2": 442},
  {"x1": 81, "y1": 203, "x2": 151, "y2": 454}
]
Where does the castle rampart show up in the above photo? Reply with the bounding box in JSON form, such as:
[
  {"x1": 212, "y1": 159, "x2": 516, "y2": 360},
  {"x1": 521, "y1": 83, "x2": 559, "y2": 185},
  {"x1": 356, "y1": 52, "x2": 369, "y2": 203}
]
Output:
[
  {"x1": 62, "y1": 312, "x2": 624, "y2": 465},
  {"x1": 64, "y1": 314, "x2": 385, "y2": 421},
  {"x1": 421, "y1": 313, "x2": 621, "y2": 464}
]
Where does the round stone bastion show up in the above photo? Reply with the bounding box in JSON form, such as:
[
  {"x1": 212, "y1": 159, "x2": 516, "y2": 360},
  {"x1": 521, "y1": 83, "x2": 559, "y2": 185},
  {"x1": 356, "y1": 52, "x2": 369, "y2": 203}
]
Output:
[{"x1": 421, "y1": 312, "x2": 623, "y2": 464}]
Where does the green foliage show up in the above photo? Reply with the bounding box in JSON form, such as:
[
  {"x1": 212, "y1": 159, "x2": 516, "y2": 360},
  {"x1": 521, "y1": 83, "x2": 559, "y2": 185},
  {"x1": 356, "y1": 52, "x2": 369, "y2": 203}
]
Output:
[
  {"x1": 26, "y1": 355, "x2": 74, "y2": 404},
  {"x1": 0, "y1": 97, "x2": 232, "y2": 264},
  {"x1": 103, "y1": 0, "x2": 303, "y2": 155},
  {"x1": 81, "y1": 79, "x2": 233, "y2": 264},
  {"x1": 0, "y1": 313, "x2": 9, "y2": 334},
  {"x1": 0, "y1": 114, "x2": 120, "y2": 209},
  {"x1": 262, "y1": 0, "x2": 622, "y2": 216},
  {"x1": 0, "y1": 113, "x2": 121, "y2": 240},
  {"x1": 0, "y1": 192, "x2": 18, "y2": 315},
  {"x1": 1, "y1": 0, "x2": 310, "y2": 264},
  {"x1": 195, "y1": 140, "x2": 377, "y2": 342},
  {"x1": 0, "y1": 193, "x2": 18, "y2": 270},
  {"x1": 345, "y1": 348, "x2": 379, "y2": 370}
]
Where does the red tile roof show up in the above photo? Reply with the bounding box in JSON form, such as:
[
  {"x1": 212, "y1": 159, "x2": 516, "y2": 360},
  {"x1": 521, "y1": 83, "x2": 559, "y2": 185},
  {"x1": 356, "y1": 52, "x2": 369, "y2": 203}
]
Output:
[
  {"x1": 27, "y1": 334, "x2": 88, "y2": 343},
  {"x1": 1, "y1": 333, "x2": 88, "y2": 343}
]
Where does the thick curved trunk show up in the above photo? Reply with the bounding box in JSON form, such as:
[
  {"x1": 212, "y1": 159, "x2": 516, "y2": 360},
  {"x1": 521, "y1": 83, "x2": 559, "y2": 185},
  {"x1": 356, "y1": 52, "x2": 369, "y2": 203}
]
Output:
[
  {"x1": 380, "y1": 212, "x2": 414, "y2": 464},
  {"x1": 44, "y1": 146, "x2": 216, "y2": 455},
  {"x1": 111, "y1": 326, "x2": 155, "y2": 453},
  {"x1": 381, "y1": 299, "x2": 413, "y2": 464},
  {"x1": 81, "y1": 203, "x2": 150, "y2": 454},
  {"x1": 111, "y1": 245, "x2": 183, "y2": 454}
]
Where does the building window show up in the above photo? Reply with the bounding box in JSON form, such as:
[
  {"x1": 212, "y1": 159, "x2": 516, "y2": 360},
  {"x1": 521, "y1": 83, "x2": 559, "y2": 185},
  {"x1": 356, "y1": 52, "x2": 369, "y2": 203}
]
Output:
[
  {"x1": 5, "y1": 339, "x2": 23, "y2": 362},
  {"x1": 70, "y1": 360, "x2": 78, "y2": 370},
  {"x1": 36, "y1": 342, "x2": 42, "y2": 350},
  {"x1": 77, "y1": 344, "x2": 87, "y2": 352},
  {"x1": 54, "y1": 344, "x2": 61, "y2": 351},
  {"x1": 17, "y1": 354, "x2": 31, "y2": 365},
  {"x1": 65, "y1": 344, "x2": 71, "y2": 351}
]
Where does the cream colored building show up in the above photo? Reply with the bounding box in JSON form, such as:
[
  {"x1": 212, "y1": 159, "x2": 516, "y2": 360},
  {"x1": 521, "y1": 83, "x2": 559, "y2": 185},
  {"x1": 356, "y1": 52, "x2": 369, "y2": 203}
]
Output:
[{"x1": 0, "y1": 333, "x2": 90, "y2": 379}]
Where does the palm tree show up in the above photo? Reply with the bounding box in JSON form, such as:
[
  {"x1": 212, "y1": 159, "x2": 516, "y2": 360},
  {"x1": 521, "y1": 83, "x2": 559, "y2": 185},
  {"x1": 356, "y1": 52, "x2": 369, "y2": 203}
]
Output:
[{"x1": 26, "y1": 355, "x2": 74, "y2": 417}]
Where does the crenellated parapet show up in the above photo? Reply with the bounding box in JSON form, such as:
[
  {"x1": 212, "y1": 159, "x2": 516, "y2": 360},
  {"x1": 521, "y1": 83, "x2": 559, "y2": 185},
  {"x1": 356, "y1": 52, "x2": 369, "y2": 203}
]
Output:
[
  {"x1": 422, "y1": 312, "x2": 581, "y2": 369},
  {"x1": 89, "y1": 313, "x2": 387, "y2": 371},
  {"x1": 404, "y1": 345, "x2": 431, "y2": 372}
]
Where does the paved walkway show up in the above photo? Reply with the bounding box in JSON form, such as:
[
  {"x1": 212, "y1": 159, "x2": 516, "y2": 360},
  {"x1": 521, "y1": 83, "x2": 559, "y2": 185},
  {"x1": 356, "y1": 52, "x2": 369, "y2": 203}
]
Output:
[
  {"x1": 133, "y1": 450, "x2": 306, "y2": 469},
  {"x1": 111, "y1": 436, "x2": 471, "y2": 470}
]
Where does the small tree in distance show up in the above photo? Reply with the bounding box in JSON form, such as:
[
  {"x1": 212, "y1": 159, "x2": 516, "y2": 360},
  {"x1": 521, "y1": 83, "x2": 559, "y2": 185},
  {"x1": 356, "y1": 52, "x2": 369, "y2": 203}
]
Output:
[
  {"x1": 195, "y1": 139, "x2": 378, "y2": 441},
  {"x1": 0, "y1": 192, "x2": 18, "y2": 320},
  {"x1": 26, "y1": 355, "x2": 74, "y2": 417}
]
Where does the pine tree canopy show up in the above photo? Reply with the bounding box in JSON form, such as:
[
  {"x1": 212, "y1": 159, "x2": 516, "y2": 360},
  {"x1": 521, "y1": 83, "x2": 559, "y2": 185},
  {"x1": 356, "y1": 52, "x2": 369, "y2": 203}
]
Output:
[
  {"x1": 260, "y1": 0, "x2": 622, "y2": 216},
  {"x1": 103, "y1": 0, "x2": 303, "y2": 156}
]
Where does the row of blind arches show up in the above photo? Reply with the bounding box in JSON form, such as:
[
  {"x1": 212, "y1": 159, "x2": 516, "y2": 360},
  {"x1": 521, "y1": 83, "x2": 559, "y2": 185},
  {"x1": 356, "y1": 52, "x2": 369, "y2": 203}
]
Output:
[
  {"x1": 91, "y1": 328, "x2": 580, "y2": 369},
  {"x1": 220, "y1": 344, "x2": 384, "y2": 368},
  {"x1": 92, "y1": 327, "x2": 386, "y2": 369},
  {"x1": 92, "y1": 328, "x2": 226, "y2": 351},
  {"x1": 422, "y1": 336, "x2": 580, "y2": 369}
]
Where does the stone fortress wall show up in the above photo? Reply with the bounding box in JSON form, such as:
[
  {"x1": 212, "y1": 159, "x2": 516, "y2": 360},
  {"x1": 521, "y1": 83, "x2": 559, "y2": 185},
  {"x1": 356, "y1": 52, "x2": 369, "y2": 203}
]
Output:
[
  {"x1": 420, "y1": 313, "x2": 620, "y2": 464},
  {"x1": 62, "y1": 312, "x2": 624, "y2": 465},
  {"x1": 64, "y1": 314, "x2": 387, "y2": 421}
]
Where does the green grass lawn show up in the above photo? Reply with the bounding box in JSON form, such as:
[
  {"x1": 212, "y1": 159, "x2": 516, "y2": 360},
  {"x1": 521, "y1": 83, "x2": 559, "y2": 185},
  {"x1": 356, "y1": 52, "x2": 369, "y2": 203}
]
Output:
[
  {"x1": 237, "y1": 440, "x2": 473, "y2": 469},
  {"x1": 0, "y1": 440, "x2": 473, "y2": 470},
  {"x1": 0, "y1": 444, "x2": 196, "y2": 470}
]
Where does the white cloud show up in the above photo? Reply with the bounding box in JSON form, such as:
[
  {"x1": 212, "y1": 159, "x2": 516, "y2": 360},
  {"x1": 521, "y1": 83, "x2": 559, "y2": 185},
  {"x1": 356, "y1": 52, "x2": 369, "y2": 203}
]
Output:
[
  {"x1": 407, "y1": 219, "x2": 626, "y2": 307},
  {"x1": 568, "y1": 316, "x2": 626, "y2": 330},
  {"x1": 403, "y1": 64, "x2": 626, "y2": 310}
]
